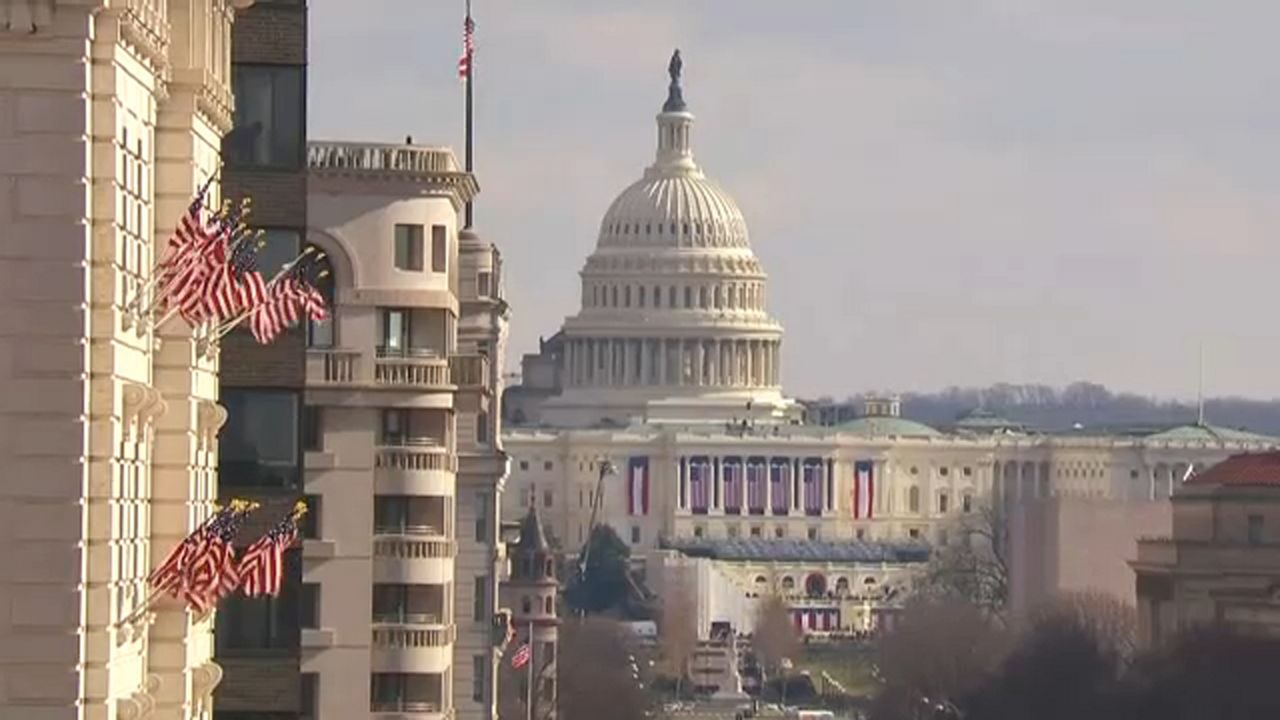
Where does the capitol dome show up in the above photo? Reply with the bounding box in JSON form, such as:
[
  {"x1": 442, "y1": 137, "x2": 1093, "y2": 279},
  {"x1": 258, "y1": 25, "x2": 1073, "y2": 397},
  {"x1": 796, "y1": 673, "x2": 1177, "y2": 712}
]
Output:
[{"x1": 543, "y1": 51, "x2": 798, "y2": 428}]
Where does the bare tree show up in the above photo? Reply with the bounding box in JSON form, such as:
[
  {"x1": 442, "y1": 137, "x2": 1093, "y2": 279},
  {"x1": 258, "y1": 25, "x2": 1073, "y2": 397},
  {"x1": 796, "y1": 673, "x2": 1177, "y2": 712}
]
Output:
[
  {"x1": 1029, "y1": 591, "x2": 1137, "y2": 663},
  {"x1": 659, "y1": 582, "x2": 699, "y2": 698},
  {"x1": 872, "y1": 598, "x2": 1008, "y2": 720},
  {"x1": 918, "y1": 503, "x2": 1010, "y2": 620},
  {"x1": 554, "y1": 617, "x2": 651, "y2": 720},
  {"x1": 753, "y1": 593, "x2": 801, "y2": 675}
]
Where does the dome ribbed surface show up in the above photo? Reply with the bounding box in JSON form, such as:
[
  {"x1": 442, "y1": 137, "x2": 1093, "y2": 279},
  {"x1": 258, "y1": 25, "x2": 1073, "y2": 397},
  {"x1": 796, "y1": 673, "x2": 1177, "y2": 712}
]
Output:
[{"x1": 597, "y1": 173, "x2": 749, "y2": 249}]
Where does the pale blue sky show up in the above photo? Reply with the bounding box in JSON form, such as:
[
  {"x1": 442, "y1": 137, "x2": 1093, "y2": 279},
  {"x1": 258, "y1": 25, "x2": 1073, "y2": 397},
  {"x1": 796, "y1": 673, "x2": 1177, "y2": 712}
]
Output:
[{"x1": 309, "y1": 1, "x2": 1280, "y2": 400}]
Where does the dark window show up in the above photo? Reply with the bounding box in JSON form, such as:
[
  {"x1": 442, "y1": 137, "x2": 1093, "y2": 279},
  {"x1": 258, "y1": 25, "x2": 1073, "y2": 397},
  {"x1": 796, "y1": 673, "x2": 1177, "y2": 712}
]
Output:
[
  {"x1": 225, "y1": 64, "x2": 303, "y2": 168},
  {"x1": 380, "y1": 308, "x2": 411, "y2": 355},
  {"x1": 807, "y1": 527, "x2": 818, "y2": 540},
  {"x1": 962, "y1": 494, "x2": 973, "y2": 513},
  {"x1": 521, "y1": 596, "x2": 532, "y2": 613},
  {"x1": 543, "y1": 461, "x2": 553, "y2": 471},
  {"x1": 431, "y1": 224, "x2": 448, "y2": 272},
  {"x1": 909, "y1": 528, "x2": 921, "y2": 539},
  {"x1": 394, "y1": 224, "x2": 424, "y2": 271},
  {"x1": 477, "y1": 271, "x2": 492, "y2": 297},
  {"x1": 219, "y1": 390, "x2": 300, "y2": 489},
  {"x1": 305, "y1": 247, "x2": 336, "y2": 348},
  {"x1": 473, "y1": 577, "x2": 487, "y2": 621},
  {"x1": 631, "y1": 526, "x2": 641, "y2": 544},
  {"x1": 215, "y1": 552, "x2": 301, "y2": 652},
  {"x1": 472, "y1": 655, "x2": 486, "y2": 702},
  {"x1": 257, "y1": 229, "x2": 300, "y2": 276},
  {"x1": 302, "y1": 495, "x2": 320, "y2": 539},
  {"x1": 371, "y1": 673, "x2": 439, "y2": 713},
  {"x1": 519, "y1": 460, "x2": 529, "y2": 471},
  {"x1": 302, "y1": 406, "x2": 322, "y2": 451},
  {"x1": 474, "y1": 493, "x2": 489, "y2": 543},
  {"x1": 476, "y1": 412, "x2": 489, "y2": 445},
  {"x1": 1248, "y1": 515, "x2": 1265, "y2": 545},
  {"x1": 939, "y1": 493, "x2": 950, "y2": 514},
  {"x1": 301, "y1": 583, "x2": 320, "y2": 628},
  {"x1": 301, "y1": 673, "x2": 318, "y2": 720},
  {"x1": 542, "y1": 641, "x2": 556, "y2": 666}
]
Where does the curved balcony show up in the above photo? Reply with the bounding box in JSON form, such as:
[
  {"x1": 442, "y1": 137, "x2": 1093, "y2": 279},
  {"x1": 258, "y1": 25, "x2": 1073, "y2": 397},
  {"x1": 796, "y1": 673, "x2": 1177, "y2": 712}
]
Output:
[
  {"x1": 449, "y1": 354, "x2": 490, "y2": 389},
  {"x1": 376, "y1": 347, "x2": 451, "y2": 389},
  {"x1": 371, "y1": 621, "x2": 456, "y2": 673},
  {"x1": 375, "y1": 443, "x2": 456, "y2": 496},
  {"x1": 373, "y1": 534, "x2": 456, "y2": 585}
]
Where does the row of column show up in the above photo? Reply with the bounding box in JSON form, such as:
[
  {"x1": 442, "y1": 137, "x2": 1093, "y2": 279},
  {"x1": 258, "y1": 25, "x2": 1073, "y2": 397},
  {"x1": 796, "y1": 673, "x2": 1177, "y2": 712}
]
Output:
[
  {"x1": 675, "y1": 457, "x2": 836, "y2": 515},
  {"x1": 563, "y1": 336, "x2": 780, "y2": 389}
]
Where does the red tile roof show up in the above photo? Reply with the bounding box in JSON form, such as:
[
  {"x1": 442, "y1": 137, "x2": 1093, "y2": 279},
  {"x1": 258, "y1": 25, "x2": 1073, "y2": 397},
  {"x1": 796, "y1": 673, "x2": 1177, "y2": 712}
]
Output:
[{"x1": 1185, "y1": 451, "x2": 1280, "y2": 487}]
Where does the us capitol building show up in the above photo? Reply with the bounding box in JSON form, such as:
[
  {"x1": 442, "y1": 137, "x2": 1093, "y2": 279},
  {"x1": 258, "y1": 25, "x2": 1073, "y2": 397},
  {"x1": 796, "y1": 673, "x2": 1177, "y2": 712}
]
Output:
[{"x1": 502, "y1": 53, "x2": 1278, "y2": 636}]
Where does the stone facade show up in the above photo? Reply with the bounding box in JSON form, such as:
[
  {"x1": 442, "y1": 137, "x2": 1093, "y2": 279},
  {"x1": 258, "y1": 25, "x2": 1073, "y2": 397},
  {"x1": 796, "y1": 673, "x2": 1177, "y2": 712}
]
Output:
[
  {"x1": 0, "y1": 2, "x2": 242, "y2": 718},
  {"x1": 301, "y1": 140, "x2": 504, "y2": 719},
  {"x1": 1133, "y1": 452, "x2": 1280, "y2": 648}
]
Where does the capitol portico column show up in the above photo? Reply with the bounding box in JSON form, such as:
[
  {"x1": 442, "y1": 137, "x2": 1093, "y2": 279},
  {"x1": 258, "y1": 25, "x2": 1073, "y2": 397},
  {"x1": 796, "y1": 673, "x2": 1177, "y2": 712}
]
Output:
[
  {"x1": 639, "y1": 339, "x2": 650, "y2": 385},
  {"x1": 622, "y1": 338, "x2": 632, "y2": 386},
  {"x1": 694, "y1": 341, "x2": 705, "y2": 386},
  {"x1": 658, "y1": 339, "x2": 667, "y2": 385}
]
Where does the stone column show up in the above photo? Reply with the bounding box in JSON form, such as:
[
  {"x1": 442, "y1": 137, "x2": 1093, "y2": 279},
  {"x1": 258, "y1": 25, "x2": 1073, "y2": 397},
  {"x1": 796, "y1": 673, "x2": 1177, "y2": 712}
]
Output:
[
  {"x1": 658, "y1": 339, "x2": 667, "y2": 385},
  {"x1": 621, "y1": 338, "x2": 632, "y2": 386},
  {"x1": 694, "y1": 341, "x2": 704, "y2": 386},
  {"x1": 639, "y1": 339, "x2": 649, "y2": 386}
]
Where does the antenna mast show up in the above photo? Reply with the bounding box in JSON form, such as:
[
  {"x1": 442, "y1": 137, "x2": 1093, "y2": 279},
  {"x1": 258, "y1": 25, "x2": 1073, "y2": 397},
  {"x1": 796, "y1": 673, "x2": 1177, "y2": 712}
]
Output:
[{"x1": 1196, "y1": 342, "x2": 1205, "y2": 426}]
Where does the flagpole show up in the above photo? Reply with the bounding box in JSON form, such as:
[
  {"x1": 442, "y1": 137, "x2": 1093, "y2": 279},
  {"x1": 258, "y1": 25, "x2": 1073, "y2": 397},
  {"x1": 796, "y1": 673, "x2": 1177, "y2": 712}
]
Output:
[
  {"x1": 525, "y1": 620, "x2": 535, "y2": 720},
  {"x1": 463, "y1": 0, "x2": 475, "y2": 229}
]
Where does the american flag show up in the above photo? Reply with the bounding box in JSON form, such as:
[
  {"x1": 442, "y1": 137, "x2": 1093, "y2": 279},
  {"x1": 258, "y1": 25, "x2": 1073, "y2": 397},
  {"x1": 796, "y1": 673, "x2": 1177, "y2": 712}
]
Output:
[
  {"x1": 248, "y1": 258, "x2": 329, "y2": 344},
  {"x1": 206, "y1": 237, "x2": 268, "y2": 322},
  {"x1": 803, "y1": 460, "x2": 823, "y2": 516},
  {"x1": 238, "y1": 502, "x2": 305, "y2": 598},
  {"x1": 723, "y1": 459, "x2": 742, "y2": 514},
  {"x1": 689, "y1": 459, "x2": 710, "y2": 514},
  {"x1": 156, "y1": 192, "x2": 225, "y2": 319},
  {"x1": 770, "y1": 461, "x2": 790, "y2": 515},
  {"x1": 457, "y1": 13, "x2": 475, "y2": 80},
  {"x1": 510, "y1": 643, "x2": 531, "y2": 669},
  {"x1": 746, "y1": 461, "x2": 767, "y2": 515},
  {"x1": 149, "y1": 501, "x2": 254, "y2": 613},
  {"x1": 853, "y1": 460, "x2": 875, "y2": 520}
]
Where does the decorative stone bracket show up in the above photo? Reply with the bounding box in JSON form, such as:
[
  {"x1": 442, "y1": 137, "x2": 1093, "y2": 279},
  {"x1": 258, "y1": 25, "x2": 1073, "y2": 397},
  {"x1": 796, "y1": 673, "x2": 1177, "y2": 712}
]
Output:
[
  {"x1": 122, "y1": 383, "x2": 168, "y2": 443},
  {"x1": 114, "y1": 674, "x2": 161, "y2": 720},
  {"x1": 190, "y1": 661, "x2": 224, "y2": 714},
  {"x1": 196, "y1": 400, "x2": 228, "y2": 451}
]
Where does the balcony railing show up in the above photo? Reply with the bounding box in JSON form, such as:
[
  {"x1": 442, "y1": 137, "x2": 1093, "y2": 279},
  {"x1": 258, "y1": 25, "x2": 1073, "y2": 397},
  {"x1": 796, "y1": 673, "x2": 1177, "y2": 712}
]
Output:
[
  {"x1": 374, "y1": 524, "x2": 446, "y2": 538},
  {"x1": 310, "y1": 140, "x2": 461, "y2": 175},
  {"x1": 375, "y1": 350, "x2": 450, "y2": 388},
  {"x1": 374, "y1": 537, "x2": 456, "y2": 560},
  {"x1": 372, "y1": 623, "x2": 456, "y2": 649},
  {"x1": 308, "y1": 349, "x2": 363, "y2": 384},
  {"x1": 371, "y1": 700, "x2": 448, "y2": 715},
  {"x1": 375, "y1": 445, "x2": 457, "y2": 472},
  {"x1": 449, "y1": 354, "x2": 489, "y2": 388}
]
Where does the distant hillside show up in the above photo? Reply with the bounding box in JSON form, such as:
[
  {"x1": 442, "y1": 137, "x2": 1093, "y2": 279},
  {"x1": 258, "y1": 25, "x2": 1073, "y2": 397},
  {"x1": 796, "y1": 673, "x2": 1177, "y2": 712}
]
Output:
[{"x1": 815, "y1": 382, "x2": 1280, "y2": 436}]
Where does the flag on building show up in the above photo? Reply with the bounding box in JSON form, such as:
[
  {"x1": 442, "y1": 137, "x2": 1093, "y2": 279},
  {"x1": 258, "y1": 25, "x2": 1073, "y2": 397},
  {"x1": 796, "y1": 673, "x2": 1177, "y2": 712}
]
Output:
[
  {"x1": 689, "y1": 458, "x2": 710, "y2": 513},
  {"x1": 457, "y1": 12, "x2": 475, "y2": 79},
  {"x1": 510, "y1": 643, "x2": 531, "y2": 669},
  {"x1": 722, "y1": 459, "x2": 742, "y2": 514},
  {"x1": 803, "y1": 460, "x2": 823, "y2": 516},
  {"x1": 746, "y1": 460, "x2": 766, "y2": 514},
  {"x1": 148, "y1": 499, "x2": 257, "y2": 613},
  {"x1": 238, "y1": 501, "x2": 307, "y2": 598},
  {"x1": 247, "y1": 253, "x2": 329, "y2": 344},
  {"x1": 770, "y1": 460, "x2": 790, "y2": 515},
  {"x1": 627, "y1": 457, "x2": 649, "y2": 516},
  {"x1": 853, "y1": 460, "x2": 875, "y2": 520}
]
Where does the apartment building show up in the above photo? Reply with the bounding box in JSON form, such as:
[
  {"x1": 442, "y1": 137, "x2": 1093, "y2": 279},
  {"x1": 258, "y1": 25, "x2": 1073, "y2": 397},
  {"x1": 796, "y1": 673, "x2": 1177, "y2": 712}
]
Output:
[
  {"x1": 302, "y1": 139, "x2": 507, "y2": 719},
  {"x1": 214, "y1": 1, "x2": 311, "y2": 719},
  {"x1": 0, "y1": 2, "x2": 243, "y2": 718}
]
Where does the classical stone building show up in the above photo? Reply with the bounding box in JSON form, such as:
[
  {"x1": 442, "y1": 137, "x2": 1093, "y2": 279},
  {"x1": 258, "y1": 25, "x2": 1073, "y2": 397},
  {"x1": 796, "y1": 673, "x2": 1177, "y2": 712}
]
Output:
[
  {"x1": 0, "y1": 2, "x2": 245, "y2": 718},
  {"x1": 501, "y1": 53, "x2": 1280, "y2": 637},
  {"x1": 299, "y1": 138, "x2": 509, "y2": 719},
  {"x1": 1133, "y1": 451, "x2": 1280, "y2": 647}
]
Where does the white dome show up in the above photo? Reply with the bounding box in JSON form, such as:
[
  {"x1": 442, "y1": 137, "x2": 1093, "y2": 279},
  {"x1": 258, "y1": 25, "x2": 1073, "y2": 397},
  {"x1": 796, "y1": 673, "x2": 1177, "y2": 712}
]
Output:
[{"x1": 597, "y1": 171, "x2": 749, "y2": 250}]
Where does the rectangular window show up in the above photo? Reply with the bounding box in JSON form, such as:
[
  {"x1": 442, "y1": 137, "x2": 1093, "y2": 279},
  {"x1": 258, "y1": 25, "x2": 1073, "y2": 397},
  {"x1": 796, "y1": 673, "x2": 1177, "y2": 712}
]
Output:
[
  {"x1": 381, "y1": 409, "x2": 408, "y2": 445},
  {"x1": 472, "y1": 655, "x2": 486, "y2": 702},
  {"x1": 431, "y1": 224, "x2": 448, "y2": 272},
  {"x1": 256, "y1": 228, "x2": 301, "y2": 276},
  {"x1": 938, "y1": 493, "x2": 950, "y2": 514},
  {"x1": 476, "y1": 411, "x2": 489, "y2": 445},
  {"x1": 380, "y1": 308, "x2": 411, "y2": 355},
  {"x1": 302, "y1": 406, "x2": 322, "y2": 451},
  {"x1": 371, "y1": 673, "x2": 438, "y2": 713},
  {"x1": 374, "y1": 496, "x2": 443, "y2": 535},
  {"x1": 302, "y1": 494, "x2": 321, "y2": 539},
  {"x1": 631, "y1": 526, "x2": 641, "y2": 544},
  {"x1": 219, "y1": 389, "x2": 300, "y2": 489},
  {"x1": 475, "y1": 493, "x2": 489, "y2": 543},
  {"x1": 394, "y1": 224, "x2": 425, "y2": 271},
  {"x1": 226, "y1": 64, "x2": 304, "y2": 168},
  {"x1": 962, "y1": 494, "x2": 973, "y2": 513},
  {"x1": 301, "y1": 583, "x2": 320, "y2": 628},
  {"x1": 477, "y1": 271, "x2": 492, "y2": 297},
  {"x1": 215, "y1": 552, "x2": 301, "y2": 652},
  {"x1": 473, "y1": 577, "x2": 487, "y2": 621},
  {"x1": 543, "y1": 490, "x2": 553, "y2": 508},
  {"x1": 1247, "y1": 514, "x2": 1265, "y2": 545},
  {"x1": 301, "y1": 673, "x2": 318, "y2": 720}
]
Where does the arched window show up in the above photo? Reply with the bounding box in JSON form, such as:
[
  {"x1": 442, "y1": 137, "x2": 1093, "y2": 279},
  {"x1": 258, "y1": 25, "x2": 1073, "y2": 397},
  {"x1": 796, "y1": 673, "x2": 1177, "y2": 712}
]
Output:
[
  {"x1": 908, "y1": 486, "x2": 921, "y2": 513},
  {"x1": 668, "y1": 286, "x2": 677, "y2": 307},
  {"x1": 780, "y1": 576, "x2": 795, "y2": 591},
  {"x1": 592, "y1": 285, "x2": 599, "y2": 306},
  {"x1": 306, "y1": 246, "x2": 336, "y2": 348},
  {"x1": 624, "y1": 286, "x2": 631, "y2": 307},
  {"x1": 683, "y1": 286, "x2": 692, "y2": 308},
  {"x1": 611, "y1": 285, "x2": 618, "y2": 307},
  {"x1": 654, "y1": 286, "x2": 662, "y2": 307},
  {"x1": 638, "y1": 286, "x2": 646, "y2": 307},
  {"x1": 835, "y1": 577, "x2": 850, "y2": 595}
]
